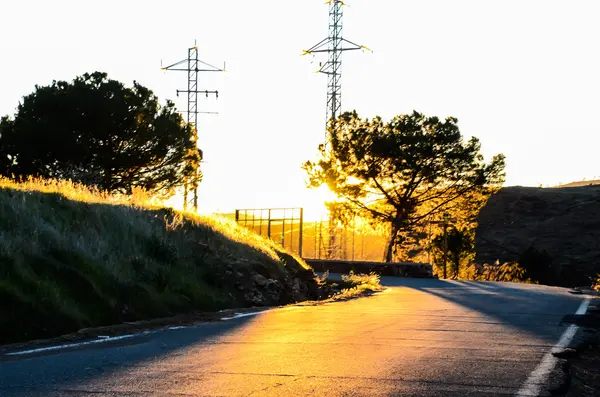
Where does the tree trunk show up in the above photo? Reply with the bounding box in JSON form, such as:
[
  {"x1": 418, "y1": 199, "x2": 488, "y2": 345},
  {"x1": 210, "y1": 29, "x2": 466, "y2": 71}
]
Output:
[{"x1": 384, "y1": 222, "x2": 401, "y2": 263}]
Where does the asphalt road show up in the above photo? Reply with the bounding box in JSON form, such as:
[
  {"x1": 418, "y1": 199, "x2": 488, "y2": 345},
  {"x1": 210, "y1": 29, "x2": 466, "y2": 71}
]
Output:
[{"x1": 0, "y1": 278, "x2": 592, "y2": 396}]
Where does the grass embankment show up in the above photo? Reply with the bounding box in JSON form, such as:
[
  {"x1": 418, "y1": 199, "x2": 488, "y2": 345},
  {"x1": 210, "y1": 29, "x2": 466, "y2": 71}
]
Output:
[{"x1": 0, "y1": 178, "x2": 316, "y2": 345}]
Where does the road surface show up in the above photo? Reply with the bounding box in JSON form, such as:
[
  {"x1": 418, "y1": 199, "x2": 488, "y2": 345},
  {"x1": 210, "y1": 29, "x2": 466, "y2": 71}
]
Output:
[{"x1": 0, "y1": 278, "x2": 592, "y2": 396}]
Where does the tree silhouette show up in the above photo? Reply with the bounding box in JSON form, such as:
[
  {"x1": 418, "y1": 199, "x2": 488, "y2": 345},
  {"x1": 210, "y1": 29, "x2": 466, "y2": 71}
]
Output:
[
  {"x1": 0, "y1": 72, "x2": 200, "y2": 197},
  {"x1": 304, "y1": 111, "x2": 505, "y2": 262},
  {"x1": 430, "y1": 227, "x2": 475, "y2": 278}
]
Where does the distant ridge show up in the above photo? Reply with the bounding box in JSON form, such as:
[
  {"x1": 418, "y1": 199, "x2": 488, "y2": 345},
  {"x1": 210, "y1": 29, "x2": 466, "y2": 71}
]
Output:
[
  {"x1": 556, "y1": 179, "x2": 600, "y2": 188},
  {"x1": 476, "y1": 185, "x2": 600, "y2": 287}
]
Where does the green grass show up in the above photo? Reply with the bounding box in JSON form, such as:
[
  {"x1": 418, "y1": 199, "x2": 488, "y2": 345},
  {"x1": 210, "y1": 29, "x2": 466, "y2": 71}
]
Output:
[{"x1": 0, "y1": 177, "x2": 314, "y2": 344}]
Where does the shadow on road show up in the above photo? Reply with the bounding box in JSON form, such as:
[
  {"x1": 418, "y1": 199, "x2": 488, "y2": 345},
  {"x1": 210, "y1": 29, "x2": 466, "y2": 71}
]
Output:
[
  {"x1": 0, "y1": 315, "x2": 257, "y2": 396},
  {"x1": 0, "y1": 278, "x2": 588, "y2": 397},
  {"x1": 379, "y1": 276, "x2": 584, "y2": 344}
]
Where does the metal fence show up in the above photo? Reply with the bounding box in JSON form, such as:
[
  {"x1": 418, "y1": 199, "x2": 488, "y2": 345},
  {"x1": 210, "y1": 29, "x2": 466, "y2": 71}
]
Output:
[
  {"x1": 234, "y1": 208, "x2": 391, "y2": 261},
  {"x1": 235, "y1": 208, "x2": 304, "y2": 257}
]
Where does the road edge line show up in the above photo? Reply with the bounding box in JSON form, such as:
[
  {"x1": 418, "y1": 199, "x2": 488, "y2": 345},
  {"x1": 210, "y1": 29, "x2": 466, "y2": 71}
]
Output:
[{"x1": 515, "y1": 297, "x2": 592, "y2": 397}]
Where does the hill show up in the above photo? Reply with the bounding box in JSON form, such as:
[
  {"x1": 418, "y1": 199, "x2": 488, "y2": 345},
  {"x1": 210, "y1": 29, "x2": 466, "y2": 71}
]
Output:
[
  {"x1": 556, "y1": 179, "x2": 600, "y2": 187},
  {"x1": 0, "y1": 178, "x2": 319, "y2": 344},
  {"x1": 475, "y1": 185, "x2": 600, "y2": 286}
]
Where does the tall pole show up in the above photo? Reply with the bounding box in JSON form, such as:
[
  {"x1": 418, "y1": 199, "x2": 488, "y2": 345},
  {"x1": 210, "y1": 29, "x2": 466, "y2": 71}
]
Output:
[
  {"x1": 304, "y1": 1, "x2": 368, "y2": 138},
  {"x1": 443, "y1": 223, "x2": 448, "y2": 280},
  {"x1": 299, "y1": 208, "x2": 304, "y2": 258},
  {"x1": 431, "y1": 213, "x2": 456, "y2": 279},
  {"x1": 304, "y1": 0, "x2": 369, "y2": 259},
  {"x1": 162, "y1": 43, "x2": 224, "y2": 212}
]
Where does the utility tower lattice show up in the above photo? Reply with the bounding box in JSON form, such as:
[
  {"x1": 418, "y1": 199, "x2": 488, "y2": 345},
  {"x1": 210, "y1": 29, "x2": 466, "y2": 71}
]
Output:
[
  {"x1": 304, "y1": 0, "x2": 369, "y2": 259},
  {"x1": 304, "y1": 0, "x2": 369, "y2": 141},
  {"x1": 161, "y1": 44, "x2": 224, "y2": 212}
]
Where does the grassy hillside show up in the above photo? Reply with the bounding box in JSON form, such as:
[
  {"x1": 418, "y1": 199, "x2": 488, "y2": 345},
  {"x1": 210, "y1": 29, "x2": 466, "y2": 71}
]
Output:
[{"x1": 0, "y1": 178, "x2": 318, "y2": 344}]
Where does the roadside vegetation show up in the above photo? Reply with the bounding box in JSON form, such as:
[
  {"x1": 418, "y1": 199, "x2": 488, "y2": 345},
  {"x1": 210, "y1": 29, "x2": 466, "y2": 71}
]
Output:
[
  {"x1": 321, "y1": 271, "x2": 383, "y2": 301},
  {"x1": 0, "y1": 72, "x2": 201, "y2": 198},
  {"x1": 0, "y1": 177, "x2": 319, "y2": 345},
  {"x1": 427, "y1": 227, "x2": 533, "y2": 283},
  {"x1": 460, "y1": 262, "x2": 533, "y2": 283}
]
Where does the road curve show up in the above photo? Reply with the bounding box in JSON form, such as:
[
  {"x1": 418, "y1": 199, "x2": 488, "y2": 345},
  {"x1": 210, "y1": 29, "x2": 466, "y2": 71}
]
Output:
[{"x1": 0, "y1": 278, "x2": 591, "y2": 396}]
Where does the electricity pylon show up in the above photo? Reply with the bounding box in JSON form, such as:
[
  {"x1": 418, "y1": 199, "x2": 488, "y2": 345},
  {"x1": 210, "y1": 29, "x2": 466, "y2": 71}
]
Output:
[
  {"x1": 304, "y1": 0, "x2": 369, "y2": 141},
  {"x1": 162, "y1": 43, "x2": 224, "y2": 212},
  {"x1": 304, "y1": 0, "x2": 369, "y2": 259}
]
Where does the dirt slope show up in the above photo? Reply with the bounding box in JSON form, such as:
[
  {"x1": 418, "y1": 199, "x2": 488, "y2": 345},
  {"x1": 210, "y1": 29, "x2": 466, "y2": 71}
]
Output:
[{"x1": 475, "y1": 185, "x2": 600, "y2": 287}]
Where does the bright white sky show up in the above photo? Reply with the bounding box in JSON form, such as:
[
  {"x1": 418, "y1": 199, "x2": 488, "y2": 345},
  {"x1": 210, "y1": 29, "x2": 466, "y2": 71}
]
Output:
[{"x1": 1, "y1": 0, "x2": 599, "y2": 217}]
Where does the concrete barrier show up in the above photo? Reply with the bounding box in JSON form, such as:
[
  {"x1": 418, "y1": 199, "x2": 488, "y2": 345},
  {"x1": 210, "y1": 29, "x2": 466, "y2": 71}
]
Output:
[{"x1": 305, "y1": 259, "x2": 434, "y2": 278}]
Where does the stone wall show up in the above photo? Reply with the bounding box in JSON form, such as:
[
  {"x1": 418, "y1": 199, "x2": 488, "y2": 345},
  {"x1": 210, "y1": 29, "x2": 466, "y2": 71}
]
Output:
[{"x1": 305, "y1": 259, "x2": 434, "y2": 278}]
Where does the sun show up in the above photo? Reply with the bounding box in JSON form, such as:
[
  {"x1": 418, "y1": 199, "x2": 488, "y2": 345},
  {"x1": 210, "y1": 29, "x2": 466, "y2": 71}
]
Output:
[{"x1": 298, "y1": 184, "x2": 337, "y2": 222}]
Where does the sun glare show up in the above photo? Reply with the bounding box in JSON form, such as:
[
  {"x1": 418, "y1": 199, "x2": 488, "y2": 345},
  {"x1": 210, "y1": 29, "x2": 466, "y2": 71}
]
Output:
[
  {"x1": 299, "y1": 184, "x2": 337, "y2": 222},
  {"x1": 162, "y1": 184, "x2": 337, "y2": 222}
]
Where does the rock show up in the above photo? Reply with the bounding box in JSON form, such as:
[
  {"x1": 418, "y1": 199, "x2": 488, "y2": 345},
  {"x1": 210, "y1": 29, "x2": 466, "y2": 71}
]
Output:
[
  {"x1": 292, "y1": 278, "x2": 301, "y2": 296},
  {"x1": 253, "y1": 274, "x2": 268, "y2": 287},
  {"x1": 265, "y1": 279, "x2": 280, "y2": 292},
  {"x1": 244, "y1": 290, "x2": 266, "y2": 306},
  {"x1": 553, "y1": 348, "x2": 578, "y2": 359}
]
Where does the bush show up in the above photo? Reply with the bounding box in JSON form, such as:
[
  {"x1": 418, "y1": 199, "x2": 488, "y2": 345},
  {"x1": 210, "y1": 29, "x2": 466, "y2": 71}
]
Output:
[
  {"x1": 334, "y1": 271, "x2": 383, "y2": 300},
  {"x1": 517, "y1": 245, "x2": 557, "y2": 285},
  {"x1": 341, "y1": 271, "x2": 381, "y2": 288},
  {"x1": 461, "y1": 261, "x2": 534, "y2": 283}
]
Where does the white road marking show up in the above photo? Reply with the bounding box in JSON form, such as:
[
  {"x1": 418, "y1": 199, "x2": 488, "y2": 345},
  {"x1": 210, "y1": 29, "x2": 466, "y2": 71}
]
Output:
[
  {"x1": 516, "y1": 297, "x2": 592, "y2": 396},
  {"x1": 4, "y1": 325, "x2": 192, "y2": 357},
  {"x1": 6, "y1": 306, "x2": 306, "y2": 356},
  {"x1": 575, "y1": 298, "x2": 592, "y2": 315},
  {"x1": 220, "y1": 306, "x2": 302, "y2": 321},
  {"x1": 5, "y1": 333, "x2": 139, "y2": 356},
  {"x1": 220, "y1": 311, "x2": 270, "y2": 320}
]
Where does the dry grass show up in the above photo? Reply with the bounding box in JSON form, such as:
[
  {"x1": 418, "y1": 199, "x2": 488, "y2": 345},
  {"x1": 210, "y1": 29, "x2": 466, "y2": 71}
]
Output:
[
  {"x1": 460, "y1": 261, "x2": 534, "y2": 283},
  {"x1": 332, "y1": 271, "x2": 383, "y2": 300},
  {"x1": 341, "y1": 271, "x2": 381, "y2": 288},
  {"x1": 0, "y1": 177, "x2": 312, "y2": 344},
  {"x1": 0, "y1": 177, "x2": 310, "y2": 265}
]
